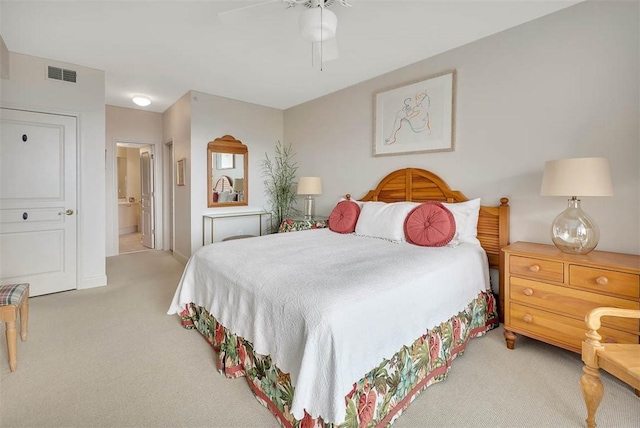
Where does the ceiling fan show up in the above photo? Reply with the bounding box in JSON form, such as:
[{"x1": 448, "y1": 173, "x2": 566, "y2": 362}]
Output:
[{"x1": 218, "y1": 0, "x2": 352, "y2": 66}]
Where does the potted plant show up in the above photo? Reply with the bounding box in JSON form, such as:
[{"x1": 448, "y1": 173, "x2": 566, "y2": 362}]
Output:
[{"x1": 261, "y1": 141, "x2": 299, "y2": 233}]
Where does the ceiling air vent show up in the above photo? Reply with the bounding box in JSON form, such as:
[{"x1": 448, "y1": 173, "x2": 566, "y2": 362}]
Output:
[{"x1": 47, "y1": 65, "x2": 77, "y2": 83}]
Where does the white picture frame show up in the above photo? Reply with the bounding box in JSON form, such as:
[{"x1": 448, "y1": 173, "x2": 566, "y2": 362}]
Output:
[
  {"x1": 216, "y1": 153, "x2": 235, "y2": 170},
  {"x1": 373, "y1": 70, "x2": 455, "y2": 156}
]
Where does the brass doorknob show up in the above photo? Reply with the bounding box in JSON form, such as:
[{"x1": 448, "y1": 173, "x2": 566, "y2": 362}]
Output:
[{"x1": 58, "y1": 209, "x2": 74, "y2": 216}]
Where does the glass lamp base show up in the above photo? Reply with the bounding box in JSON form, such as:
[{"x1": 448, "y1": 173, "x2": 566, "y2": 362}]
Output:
[
  {"x1": 303, "y1": 196, "x2": 316, "y2": 220},
  {"x1": 551, "y1": 198, "x2": 600, "y2": 255}
]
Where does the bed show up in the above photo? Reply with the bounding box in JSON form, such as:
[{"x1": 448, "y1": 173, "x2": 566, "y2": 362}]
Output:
[{"x1": 168, "y1": 168, "x2": 510, "y2": 428}]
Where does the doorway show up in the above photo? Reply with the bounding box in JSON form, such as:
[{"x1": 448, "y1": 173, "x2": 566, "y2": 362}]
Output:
[{"x1": 116, "y1": 142, "x2": 155, "y2": 254}]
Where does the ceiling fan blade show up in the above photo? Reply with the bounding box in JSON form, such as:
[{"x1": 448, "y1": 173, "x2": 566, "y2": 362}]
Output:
[
  {"x1": 218, "y1": 0, "x2": 285, "y2": 24},
  {"x1": 313, "y1": 37, "x2": 339, "y2": 62}
]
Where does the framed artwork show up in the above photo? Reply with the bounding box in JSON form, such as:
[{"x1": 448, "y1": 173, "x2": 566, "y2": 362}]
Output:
[
  {"x1": 216, "y1": 153, "x2": 235, "y2": 170},
  {"x1": 176, "y1": 158, "x2": 185, "y2": 186},
  {"x1": 373, "y1": 70, "x2": 455, "y2": 156}
]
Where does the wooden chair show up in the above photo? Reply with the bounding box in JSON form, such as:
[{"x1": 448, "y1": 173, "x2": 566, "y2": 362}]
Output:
[
  {"x1": 0, "y1": 283, "x2": 29, "y2": 371},
  {"x1": 580, "y1": 307, "x2": 640, "y2": 428}
]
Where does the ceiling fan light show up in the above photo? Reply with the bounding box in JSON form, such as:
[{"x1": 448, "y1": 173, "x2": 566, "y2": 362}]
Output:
[{"x1": 299, "y1": 7, "x2": 337, "y2": 42}]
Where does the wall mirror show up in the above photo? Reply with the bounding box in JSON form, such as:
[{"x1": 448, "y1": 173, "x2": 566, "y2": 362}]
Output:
[
  {"x1": 207, "y1": 135, "x2": 248, "y2": 207},
  {"x1": 117, "y1": 157, "x2": 127, "y2": 199}
]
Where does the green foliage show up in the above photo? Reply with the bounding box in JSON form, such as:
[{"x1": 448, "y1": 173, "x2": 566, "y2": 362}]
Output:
[
  {"x1": 416, "y1": 340, "x2": 431, "y2": 374},
  {"x1": 261, "y1": 141, "x2": 299, "y2": 232},
  {"x1": 280, "y1": 382, "x2": 295, "y2": 409},
  {"x1": 340, "y1": 398, "x2": 359, "y2": 428}
]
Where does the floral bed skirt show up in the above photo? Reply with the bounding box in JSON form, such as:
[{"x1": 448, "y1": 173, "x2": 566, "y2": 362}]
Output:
[{"x1": 179, "y1": 290, "x2": 498, "y2": 428}]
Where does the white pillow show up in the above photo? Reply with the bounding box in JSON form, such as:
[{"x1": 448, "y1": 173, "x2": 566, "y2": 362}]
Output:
[
  {"x1": 355, "y1": 201, "x2": 418, "y2": 241},
  {"x1": 218, "y1": 191, "x2": 237, "y2": 202},
  {"x1": 339, "y1": 197, "x2": 365, "y2": 209},
  {"x1": 442, "y1": 198, "x2": 481, "y2": 245}
]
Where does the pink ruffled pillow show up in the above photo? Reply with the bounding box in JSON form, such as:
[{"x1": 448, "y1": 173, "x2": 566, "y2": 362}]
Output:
[
  {"x1": 404, "y1": 201, "x2": 456, "y2": 247},
  {"x1": 329, "y1": 200, "x2": 361, "y2": 234}
]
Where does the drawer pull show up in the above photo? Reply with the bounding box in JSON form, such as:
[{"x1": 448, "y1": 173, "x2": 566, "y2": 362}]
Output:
[
  {"x1": 523, "y1": 288, "x2": 534, "y2": 296},
  {"x1": 603, "y1": 337, "x2": 617, "y2": 344},
  {"x1": 528, "y1": 264, "x2": 540, "y2": 272},
  {"x1": 523, "y1": 314, "x2": 533, "y2": 323},
  {"x1": 595, "y1": 276, "x2": 608, "y2": 286}
]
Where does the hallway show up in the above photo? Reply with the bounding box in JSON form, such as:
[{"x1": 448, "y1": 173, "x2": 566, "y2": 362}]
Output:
[{"x1": 119, "y1": 232, "x2": 148, "y2": 254}]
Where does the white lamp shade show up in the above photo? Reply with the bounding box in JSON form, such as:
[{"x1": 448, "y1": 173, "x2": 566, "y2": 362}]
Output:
[
  {"x1": 299, "y1": 7, "x2": 337, "y2": 42},
  {"x1": 540, "y1": 157, "x2": 613, "y2": 197},
  {"x1": 297, "y1": 177, "x2": 322, "y2": 195},
  {"x1": 232, "y1": 178, "x2": 244, "y2": 192}
]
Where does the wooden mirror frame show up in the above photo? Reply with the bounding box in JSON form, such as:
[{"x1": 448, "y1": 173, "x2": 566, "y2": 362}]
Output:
[{"x1": 207, "y1": 135, "x2": 248, "y2": 207}]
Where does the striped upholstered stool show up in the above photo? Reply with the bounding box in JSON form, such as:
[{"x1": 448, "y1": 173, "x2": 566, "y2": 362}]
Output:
[{"x1": 0, "y1": 283, "x2": 29, "y2": 371}]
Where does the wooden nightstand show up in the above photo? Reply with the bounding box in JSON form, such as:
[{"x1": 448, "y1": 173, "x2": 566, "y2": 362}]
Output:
[
  {"x1": 502, "y1": 242, "x2": 640, "y2": 353},
  {"x1": 278, "y1": 216, "x2": 328, "y2": 233}
]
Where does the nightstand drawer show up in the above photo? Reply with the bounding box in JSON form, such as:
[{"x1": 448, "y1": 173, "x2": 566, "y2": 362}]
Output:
[
  {"x1": 509, "y1": 303, "x2": 639, "y2": 351},
  {"x1": 569, "y1": 266, "x2": 640, "y2": 299},
  {"x1": 510, "y1": 276, "x2": 640, "y2": 333},
  {"x1": 510, "y1": 256, "x2": 563, "y2": 283}
]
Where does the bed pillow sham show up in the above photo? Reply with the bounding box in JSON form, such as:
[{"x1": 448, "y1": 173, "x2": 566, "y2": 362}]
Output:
[
  {"x1": 442, "y1": 198, "x2": 481, "y2": 245},
  {"x1": 404, "y1": 201, "x2": 456, "y2": 247},
  {"x1": 328, "y1": 200, "x2": 361, "y2": 234},
  {"x1": 339, "y1": 197, "x2": 365, "y2": 209},
  {"x1": 354, "y1": 201, "x2": 418, "y2": 241}
]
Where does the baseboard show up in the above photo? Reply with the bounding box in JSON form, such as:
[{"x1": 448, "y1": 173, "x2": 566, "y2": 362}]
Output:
[
  {"x1": 172, "y1": 251, "x2": 189, "y2": 266},
  {"x1": 79, "y1": 274, "x2": 107, "y2": 289},
  {"x1": 119, "y1": 226, "x2": 138, "y2": 235}
]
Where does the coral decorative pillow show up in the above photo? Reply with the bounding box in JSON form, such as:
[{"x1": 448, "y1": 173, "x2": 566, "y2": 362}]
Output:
[
  {"x1": 329, "y1": 200, "x2": 361, "y2": 234},
  {"x1": 404, "y1": 202, "x2": 456, "y2": 247}
]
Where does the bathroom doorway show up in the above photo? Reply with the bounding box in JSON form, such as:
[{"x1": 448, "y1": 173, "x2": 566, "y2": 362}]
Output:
[{"x1": 116, "y1": 142, "x2": 155, "y2": 254}]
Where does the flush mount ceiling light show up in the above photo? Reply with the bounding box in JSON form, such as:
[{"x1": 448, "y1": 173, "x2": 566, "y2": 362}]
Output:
[{"x1": 132, "y1": 96, "x2": 151, "y2": 107}]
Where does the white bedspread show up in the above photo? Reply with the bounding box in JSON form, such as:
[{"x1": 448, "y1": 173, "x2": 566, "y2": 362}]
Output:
[{"x1": 168, "y1": 229, "x2": 489, "y2": 424}]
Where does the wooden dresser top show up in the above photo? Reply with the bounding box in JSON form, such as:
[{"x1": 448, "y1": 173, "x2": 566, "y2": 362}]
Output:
[{"x1": 503, "y1": 241, "x2": 640, "y2": 273}]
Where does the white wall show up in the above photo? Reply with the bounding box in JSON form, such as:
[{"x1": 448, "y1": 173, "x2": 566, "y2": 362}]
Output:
[
  {"x1": 1, "y1": 52, "x2": 107, "y2": 288},
  {"x1": 163, "y1": 92, "x2": 192, "y2": 263},
  {"x1": 105, "y1": 105, "x2": 164, "y2": 256},
  {"x1": 0, "y1": 36, "x2": 9, "y2": 79},
  {"x1": 189, "y1": 91, "x2": 283, "y2": 253},
  {"x1": 163, "y1": 91, "x2": 283, "y2": 260},
  {"x1": 284, "y1": 1, "x2": 640, "y2": 255}
]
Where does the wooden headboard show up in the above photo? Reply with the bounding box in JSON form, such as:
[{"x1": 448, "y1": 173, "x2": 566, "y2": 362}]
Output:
[
  {"x1": 213, "y1": 175, "x2": 233, "y2": 193},
  {"x1": 355, "y1": 168, "x2": 510, "y2": 270}
]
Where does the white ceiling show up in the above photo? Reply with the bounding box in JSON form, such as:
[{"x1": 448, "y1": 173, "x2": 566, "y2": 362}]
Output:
[{"x1": 1, "y1": 0, "x2": 580, "y2": 113}]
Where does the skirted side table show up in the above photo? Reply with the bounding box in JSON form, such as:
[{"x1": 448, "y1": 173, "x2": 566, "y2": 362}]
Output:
[{"x1": 278, "y1": 216, "x2": 328, "y2": 233}]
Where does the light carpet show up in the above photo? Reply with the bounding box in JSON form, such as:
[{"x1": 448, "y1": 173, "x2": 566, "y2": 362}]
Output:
[{"x1": 1, "y1": 250, "x2": 638, "y2": 428}]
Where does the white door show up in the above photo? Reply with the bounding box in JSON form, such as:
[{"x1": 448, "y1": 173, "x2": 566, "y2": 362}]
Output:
[
  {"x1": 140, "y1": 150, "x2": 155, "y2": 249},
  {"x1": 0, "y1": 108, "x2": 77, "y2": 296}
]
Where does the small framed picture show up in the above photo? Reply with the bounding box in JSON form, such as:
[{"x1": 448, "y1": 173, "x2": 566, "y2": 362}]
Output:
[
  {"x1": 176, "y1": 158, "x2": 186, "y2": 186},
  {"x1": 216, "y1": 153, "x2": 235, "y2": 170}
]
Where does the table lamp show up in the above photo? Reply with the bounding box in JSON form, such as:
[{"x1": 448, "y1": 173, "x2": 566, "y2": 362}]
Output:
[
  {"x1": 297, "y1": 177, "x2": 322, "y2": 220},
  {"x1": 540, "y1": 157, "x2": 613, "y2": 254},
  {"x1": 233, "y1": 178, "x2": 244, "y2": 202}
]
